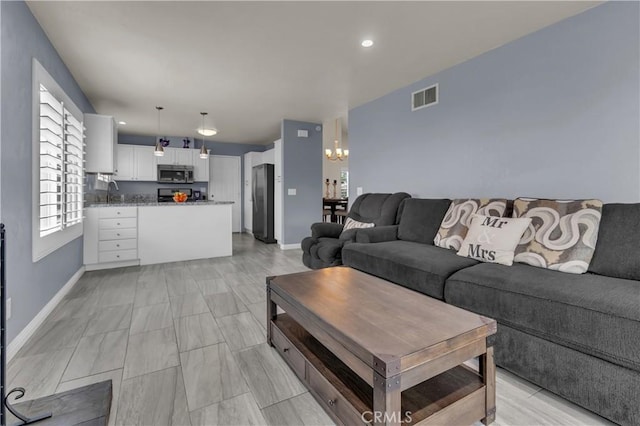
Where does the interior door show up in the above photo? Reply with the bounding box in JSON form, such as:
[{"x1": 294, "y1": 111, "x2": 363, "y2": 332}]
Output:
[{"x1": 209, "y1": 155, "x2": 242, "y2": 232}]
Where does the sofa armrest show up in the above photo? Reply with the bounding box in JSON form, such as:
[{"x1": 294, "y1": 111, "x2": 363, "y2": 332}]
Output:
[
  {"x1": 339, "y1": 228, "x2": 358, "y2": 243},
  {"x1": 311, "y1": 222, "x2": 344, "y2": 239},
  {"x1": 355, "y1": 225, "x2": 399, "y2": 243}
]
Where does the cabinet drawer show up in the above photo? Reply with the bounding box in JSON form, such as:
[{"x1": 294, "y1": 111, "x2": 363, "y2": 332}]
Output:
[
  {"x1": 307, "y1": 365, "x2": 367, "y2": 426},
  {"x1": 98, "y1": 228, "x2": 137, "y2": 241},
  {"x1": 98, "y1": 207, "x2": 137, "y2": 219},
  {"x1": 98, "y1": 249, "x2": 137, "y2": 263},
  {"x1": 271, "y1": 324, "x2": 306, "y2": 380},
  {"x1": 99, "y1": 218, "x2": 137, "y2": 230},
  {"x1": 99, "y1": 238, "x2": 137, "y2": 252}
]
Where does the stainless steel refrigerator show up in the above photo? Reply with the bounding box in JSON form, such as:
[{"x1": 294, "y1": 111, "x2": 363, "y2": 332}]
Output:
[{"x1": 252, "y1": 164, "x2": 276, "y2": 243}]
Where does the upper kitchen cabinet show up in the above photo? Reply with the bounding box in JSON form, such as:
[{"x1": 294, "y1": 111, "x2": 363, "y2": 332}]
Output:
[
  {"x1": 85, "y1": 113, "x2": 117, "y2": 173},
  {"x1": 157, "y1": 147, "x2": 194, "y2": 166},
  {"x1": 192, "y1": 150, "x2": 209, "y2": 182},
  {"x1": 115, "y1": 144, "x2": 134, "y2": 180},
  {"x1": 175, "y1": 148, "x2": 194, "y2": 166},
  {"x1": 115, "y1": 144, "x2": 156, "y2": 181},
  {"x1": 155, "y1": 146, "x2": 175, "y2": 165}
]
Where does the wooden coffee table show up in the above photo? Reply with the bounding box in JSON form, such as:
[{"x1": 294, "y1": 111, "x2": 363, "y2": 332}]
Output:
[{"x1": 267, "y1": 267, "x2": 497, "y2": 426}]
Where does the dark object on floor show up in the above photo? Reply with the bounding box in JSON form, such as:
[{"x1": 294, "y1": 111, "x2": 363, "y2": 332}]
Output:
[
  {"x1": 301, "y1": 192, "x2": 410, "y2": 269},
  {"x1": 6, "y1": 381, "x2": 112, "y2": 426}
]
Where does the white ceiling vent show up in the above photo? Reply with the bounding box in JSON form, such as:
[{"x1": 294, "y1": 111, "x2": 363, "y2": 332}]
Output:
[{"x1": 411, "y1": 83, "x2": 438, "y2": 111}]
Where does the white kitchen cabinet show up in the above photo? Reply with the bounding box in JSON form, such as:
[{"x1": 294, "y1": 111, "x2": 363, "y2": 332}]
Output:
[
  {"x1": 115, "y1": 144, "x2": 134, "y2": 180},
  {"x1": 85, "y1": 113, "x2": 117, "y2": 173},
  {"x1": 157, "y1": 147, "x2": 193, "y2": 166},
  {"x1": 175, "y1": 148, "x2": 194, "y2": 166},
  {"x1": 262, "y1": 148, "x2": 275, "y2": 164},
  {"x1": 193, "y1": 150, "x2": 210, "y2": 182},
  {"x1": 210, "y1": 155, "x2": 242, "y2": 232},
  {"x1": 84, "y1": 206, "x2": 139, "y2": 270},
  {"x1": 134, "y1": 146, "x2": 156, "y2": 180},
  {"x1": 155, "y1": 147, "x2": 175, "y2": 165},
  {"x1": 243, "y1": 151, "x2": 262, "y2": 232},
  {"x1": 115, "y1": 145, "x2": 156, "y2": 181}
]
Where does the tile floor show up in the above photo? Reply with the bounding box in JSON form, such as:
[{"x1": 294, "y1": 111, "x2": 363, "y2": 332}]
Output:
[{"x1": 7, "y1": 234, "x2": 614, "y2": 425}]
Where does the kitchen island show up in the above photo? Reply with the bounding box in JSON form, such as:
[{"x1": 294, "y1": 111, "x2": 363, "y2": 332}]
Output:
[{"x1": 83, "y1": 202, "x2": 233, "y2": 270}]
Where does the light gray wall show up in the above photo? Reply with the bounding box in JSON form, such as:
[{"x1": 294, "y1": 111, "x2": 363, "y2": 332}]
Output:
[
  {"x1": 281, "y1": 119, "x2": 322, "y2": 245},
  {"x1": 349, "y1": 2, "x2": 640, "y2": 203},
  {"x1": 1, "y1": 1, "x2": 96, "y2": 342}
]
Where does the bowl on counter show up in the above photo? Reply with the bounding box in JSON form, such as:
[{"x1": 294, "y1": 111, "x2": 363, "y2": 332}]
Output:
[{"x1": 173, "y1": 192, "x2": 188, "y2": 203}]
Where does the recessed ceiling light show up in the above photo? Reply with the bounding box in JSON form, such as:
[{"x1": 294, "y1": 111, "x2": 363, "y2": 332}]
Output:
[
  {"x1": 361, "y1": 39, "x2": 374, "y2": 48},
  {"x1": 118, "y1": 121, "x2": 127, "y2": 125},
  {"x1": 198, "y1": 128, "x2": 217, "y2": 136}
]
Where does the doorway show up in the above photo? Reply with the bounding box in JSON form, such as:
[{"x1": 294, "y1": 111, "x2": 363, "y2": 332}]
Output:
[{"x1": 209, "y1": 155, "x2": 242, "y2": 232}]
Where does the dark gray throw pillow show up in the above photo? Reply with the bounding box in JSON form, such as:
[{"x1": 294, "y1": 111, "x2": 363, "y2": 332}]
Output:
[
  {"x1": 589, "y1": 203, "x2": 640, "y2": 280},
  {"x1": 397, "y1": 198, "x2": 451, "y2": 244}
]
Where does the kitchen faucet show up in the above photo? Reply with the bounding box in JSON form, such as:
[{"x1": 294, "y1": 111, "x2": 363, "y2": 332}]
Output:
[{"x1": 107, "y1": 179, "x2": 119, "y2": 204}]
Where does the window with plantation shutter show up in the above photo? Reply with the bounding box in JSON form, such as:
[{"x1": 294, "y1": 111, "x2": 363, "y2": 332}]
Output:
[
  {"x1": 33, "y1": 59, "x2": 85, "y2": 261},
  {"x1": 38, "y1": 85, "x2": 85, "y2": 236},
  {"x1": 39, "y1": 85, "x2": 64, "y2": 236}
]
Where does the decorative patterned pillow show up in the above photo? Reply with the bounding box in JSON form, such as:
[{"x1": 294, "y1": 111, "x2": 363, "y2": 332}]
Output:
[
  {"x1": 457, "y1": 214, "x2": 532, "y2": 266},
  {"x1": 342, "y1": 217, "x2": 374, "y2": 231},
  {"x1": 434, "y1": 199, "x2": 508, "y2": 251},
  {"x1": 513, "y1": 198, "x2": 603, "y2": 274}
]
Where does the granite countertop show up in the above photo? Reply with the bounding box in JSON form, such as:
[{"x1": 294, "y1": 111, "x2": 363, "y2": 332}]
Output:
[{"x1": 86, "y1": 201, "x2": 234, "y2": 208}]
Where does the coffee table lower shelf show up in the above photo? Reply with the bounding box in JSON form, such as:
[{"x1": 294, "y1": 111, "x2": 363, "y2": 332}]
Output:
[{"x1": 270, "y1": 314, "x2": 487, "y2": 426}]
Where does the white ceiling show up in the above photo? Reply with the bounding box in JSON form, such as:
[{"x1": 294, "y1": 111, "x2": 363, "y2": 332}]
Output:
[{"x1": 27, "y1": 1, "x2": 600, "y2": 145}]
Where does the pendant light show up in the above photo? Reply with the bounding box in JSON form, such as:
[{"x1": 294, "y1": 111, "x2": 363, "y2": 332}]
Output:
[
  {"x1": 325, "y1": 118, "x2": 348, "y2": 161},
  {"x1": 154, "y1": 106, "x2": 165, "y2": 157},
  {"x1": 199, "y1": 112, "x2": 209, "y2": 159}
]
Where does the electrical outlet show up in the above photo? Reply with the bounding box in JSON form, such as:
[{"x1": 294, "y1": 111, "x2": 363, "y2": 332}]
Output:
[
  {"x1": 6, "y1": 297, "x2": 11, "y2": 320},
  {"x1": 357, "y1": 187, "x2": 364, "y2": 196},
  {"x1": 288, "y1": 188, "x2": 297, "y2": 196}
]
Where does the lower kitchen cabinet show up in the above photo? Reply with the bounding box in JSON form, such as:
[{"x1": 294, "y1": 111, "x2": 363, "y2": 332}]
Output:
[{"x1": 84, "y1": 206, "x2": 139, "y2": 270}]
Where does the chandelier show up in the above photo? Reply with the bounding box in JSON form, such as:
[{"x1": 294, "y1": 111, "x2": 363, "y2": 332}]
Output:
[{"x1": 325, "y1": 118, "x2": 348, "y2": 161}]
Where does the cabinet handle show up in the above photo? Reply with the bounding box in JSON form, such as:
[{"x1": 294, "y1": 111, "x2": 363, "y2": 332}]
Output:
[
  {"x1": 283, "y1": 347, "x2": 289, "y2": 353},
  {"x1": 116, "y1": 244, "x2": 120, "y2": 247},
  {"x1": 117, "y1": 223, "x2": 120, "y2": 226},
  {"x1": 117, "y1": 212, "x2": 121, "y2": 215},
  {"x1": 328, "y1": 399, "x2": 336, "y2": 406},
  {"x1": 117, "y1": 233, "x2": 120, "y2": 236},
  {"x1": 116, "y1": 255, "x2": 120, "y2": 258}
]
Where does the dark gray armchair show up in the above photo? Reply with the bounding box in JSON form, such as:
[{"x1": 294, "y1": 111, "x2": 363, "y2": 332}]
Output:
[{"x1": 301, "y1": 192, "x2": 411, "y2": 269}]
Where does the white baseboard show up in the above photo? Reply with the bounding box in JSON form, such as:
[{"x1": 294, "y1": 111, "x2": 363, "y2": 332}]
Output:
[
  {"x1": 85, "y1": 260, "x2": 139, "y2": 271},
  {"x1": 7, "y1": 266, "x2": 85, "y2": 362},
  {"x1": 279, "y1": 243, "x2": 301, "y2": 250}
]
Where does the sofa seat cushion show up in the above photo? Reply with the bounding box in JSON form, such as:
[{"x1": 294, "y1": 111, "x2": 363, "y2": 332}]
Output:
[
  {"x1": 342, "y1": 241, "x2": 478, "y2": 299},
  {"x1": 445, "y1": 263, "x2": 640, "y2": 371}
]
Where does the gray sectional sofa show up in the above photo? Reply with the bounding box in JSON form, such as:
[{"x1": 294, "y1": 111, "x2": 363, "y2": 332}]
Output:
[{"x1": 341, "y1": 198, "x2": 640, "y2": 425}]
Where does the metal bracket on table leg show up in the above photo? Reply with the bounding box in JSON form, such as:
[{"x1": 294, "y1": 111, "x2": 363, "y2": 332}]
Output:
[{"x1": 4, "y1": 388, "x2": 52, "y2": 425}]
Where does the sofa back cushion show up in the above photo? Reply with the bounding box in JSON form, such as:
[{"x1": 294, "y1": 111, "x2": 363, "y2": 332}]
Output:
[
  {"x1": 397, "y1": 198, "x2": 451, "y2": 244},
  {"x1": 348, "y1": 192, "x2": 411, "y2": 226},
  {"x1": 589, "y1": 203, "x2": 640, "y2": 280}
]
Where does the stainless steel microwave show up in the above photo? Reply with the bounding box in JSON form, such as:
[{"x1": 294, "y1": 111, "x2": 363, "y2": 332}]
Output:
[{"x1": 157, "y1": 165, "x2": 194, "y2": 184}]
